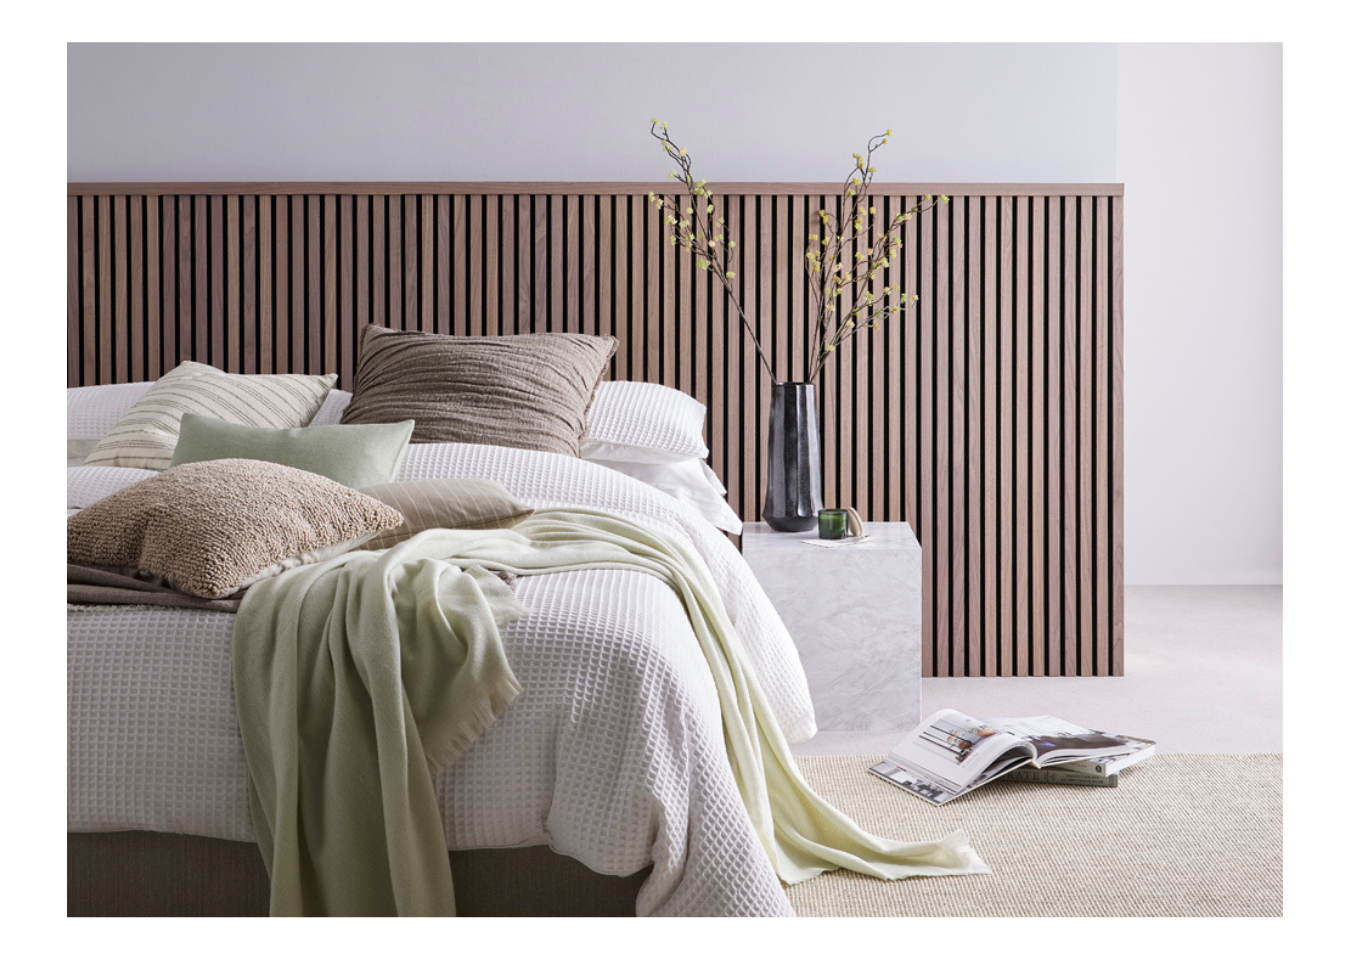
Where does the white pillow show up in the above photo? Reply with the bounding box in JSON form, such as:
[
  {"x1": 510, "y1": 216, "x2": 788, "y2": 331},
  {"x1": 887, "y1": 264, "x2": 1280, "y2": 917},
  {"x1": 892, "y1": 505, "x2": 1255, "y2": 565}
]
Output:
[
  {"x1": 309, "y1": 388, "x2": 353, "y2": 426},
  {"x1": 581, "y1": 381, "x2": 708, "y2": 463},
  {"x1": 67, "y1": 382, "x2": 156, "y2": 466},
  {"x1": 589, "y1": 458, "x2": 742, "y2": 535}
]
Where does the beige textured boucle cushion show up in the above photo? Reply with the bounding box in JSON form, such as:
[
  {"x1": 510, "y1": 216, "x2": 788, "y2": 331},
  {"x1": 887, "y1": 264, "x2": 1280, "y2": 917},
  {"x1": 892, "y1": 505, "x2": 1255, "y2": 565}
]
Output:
[
  {"x1": 83, "y1": 362, "x2": 337, "y2": 470},
  {"x1": 340, "y1": 324, "x2": 617, "y2": 456},
  {"x1": 67, "y1": 459, "x2": 405, "y2": 599},
  {"x1": 359, "y1": 479, "x2": 535, "y2": 550}
]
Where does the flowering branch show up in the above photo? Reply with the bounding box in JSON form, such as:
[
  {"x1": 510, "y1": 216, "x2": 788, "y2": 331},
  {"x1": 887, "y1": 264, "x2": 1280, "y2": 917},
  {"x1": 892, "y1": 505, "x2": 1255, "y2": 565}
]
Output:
[
  {"x1": 648, "y1": 120, "x2": 775, "y2": 379},
  {"x1": 648, "y1": 120, "x2": 946, "y2": 385}
]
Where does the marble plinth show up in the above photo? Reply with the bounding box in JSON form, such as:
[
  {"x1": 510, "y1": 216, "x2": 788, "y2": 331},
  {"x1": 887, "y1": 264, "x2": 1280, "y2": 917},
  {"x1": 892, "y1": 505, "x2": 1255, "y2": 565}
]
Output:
[{"x1": 742, "y1": 522, "x2": 922, "y2": 732}]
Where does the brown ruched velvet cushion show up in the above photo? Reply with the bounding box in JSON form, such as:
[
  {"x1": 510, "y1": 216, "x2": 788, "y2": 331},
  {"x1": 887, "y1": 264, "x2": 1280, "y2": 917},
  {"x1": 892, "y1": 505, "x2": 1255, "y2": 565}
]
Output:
[
  {"x1": 340, "y1": 325, "x2": 617, "y2": 456},
  {"x1": 67, "y1": 459, "x2": 405, "y2": 599}
]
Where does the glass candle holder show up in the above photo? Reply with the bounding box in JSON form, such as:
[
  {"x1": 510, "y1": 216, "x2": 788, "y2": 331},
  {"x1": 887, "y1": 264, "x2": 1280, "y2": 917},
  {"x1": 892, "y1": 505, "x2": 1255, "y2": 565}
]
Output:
[{"x1": 818, "y1": 508, "x2": 848, "y2": 540}]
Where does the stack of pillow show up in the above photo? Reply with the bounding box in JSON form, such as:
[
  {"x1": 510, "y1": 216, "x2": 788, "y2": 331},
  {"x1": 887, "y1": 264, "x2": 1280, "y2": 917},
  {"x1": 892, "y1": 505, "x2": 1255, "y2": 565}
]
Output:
[{"x1": 67, "y1": 327, "x2": 743, "y2": 601}]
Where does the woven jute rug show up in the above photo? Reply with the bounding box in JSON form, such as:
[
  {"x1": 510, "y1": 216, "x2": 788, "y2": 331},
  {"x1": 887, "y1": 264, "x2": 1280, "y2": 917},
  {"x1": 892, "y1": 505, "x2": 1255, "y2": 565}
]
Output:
[{"x1": 789, "y1": 753, "x2": 1282, "y2": 917}]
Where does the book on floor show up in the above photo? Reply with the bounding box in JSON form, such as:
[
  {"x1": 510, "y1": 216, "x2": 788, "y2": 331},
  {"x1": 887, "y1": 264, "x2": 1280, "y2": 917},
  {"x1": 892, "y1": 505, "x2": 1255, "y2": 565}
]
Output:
[{"x1": 867, "y1": 710, "x2": 1157, "y2": 805}]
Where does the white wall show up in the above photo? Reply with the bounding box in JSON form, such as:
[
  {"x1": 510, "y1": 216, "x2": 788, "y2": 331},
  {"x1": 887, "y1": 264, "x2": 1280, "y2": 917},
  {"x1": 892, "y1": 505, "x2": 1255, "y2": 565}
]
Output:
[
  {"x1": 1117, "y1": 44, "x2": 1282, "y2": 584},
  {"x1": 67, "y1": 43, "x2": 1117, "y2": 182},
  {"x1": 65, "y1": 42, "x2": 1282, "y2": 584}
]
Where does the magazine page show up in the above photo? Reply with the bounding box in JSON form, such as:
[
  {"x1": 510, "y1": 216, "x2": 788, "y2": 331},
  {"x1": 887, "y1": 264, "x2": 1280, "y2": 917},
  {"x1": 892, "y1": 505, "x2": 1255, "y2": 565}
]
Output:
[
  {"x1": 885, "y1": 709, "x2": 1030, "y2": 794},
  {"x1": 986, "y1": 715, "x2": 1135, "y2": 764}
]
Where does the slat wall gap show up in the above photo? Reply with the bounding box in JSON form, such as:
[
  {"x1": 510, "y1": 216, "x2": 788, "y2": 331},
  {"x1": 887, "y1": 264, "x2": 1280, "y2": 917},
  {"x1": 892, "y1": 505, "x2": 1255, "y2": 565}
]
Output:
[{"x1": 66, "y1": 183, "x2": 1123, "y2": 677}]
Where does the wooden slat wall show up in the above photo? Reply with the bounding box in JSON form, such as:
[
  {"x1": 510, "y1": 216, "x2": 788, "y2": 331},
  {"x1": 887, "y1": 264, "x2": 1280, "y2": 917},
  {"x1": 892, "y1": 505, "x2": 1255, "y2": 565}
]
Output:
[{"x1": 66, "y1": 182, "x2": 1124, "y2": 677}]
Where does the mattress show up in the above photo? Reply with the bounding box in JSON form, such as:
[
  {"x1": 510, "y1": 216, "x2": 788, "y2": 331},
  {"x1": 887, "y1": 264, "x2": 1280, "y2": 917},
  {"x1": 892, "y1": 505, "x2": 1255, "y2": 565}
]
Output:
[{"x1": 67, "y1": 444, "x2": 817, "y2": 917}]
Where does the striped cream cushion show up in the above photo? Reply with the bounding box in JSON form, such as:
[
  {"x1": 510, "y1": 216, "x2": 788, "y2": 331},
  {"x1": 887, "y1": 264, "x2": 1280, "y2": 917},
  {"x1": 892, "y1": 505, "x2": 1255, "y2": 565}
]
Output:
[
  {"x1": 358, "y1": 479, "x2": 535, "y2": 550},
  {"x1": 83, "y1": 362, "x2": 337, "y2": 470}
]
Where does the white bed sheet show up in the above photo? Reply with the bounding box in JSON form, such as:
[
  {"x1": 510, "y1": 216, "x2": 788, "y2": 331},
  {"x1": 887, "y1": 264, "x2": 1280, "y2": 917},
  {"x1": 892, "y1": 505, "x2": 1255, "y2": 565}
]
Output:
[{"x1": 67, "y1": 444, "x2": 817, "y2": 916}]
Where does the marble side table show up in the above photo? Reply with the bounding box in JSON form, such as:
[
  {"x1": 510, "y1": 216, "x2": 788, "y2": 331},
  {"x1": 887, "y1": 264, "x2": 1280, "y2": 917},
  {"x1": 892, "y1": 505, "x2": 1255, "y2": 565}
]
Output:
[{"x1": 741, "y1": 521, "x2": 921, "y2": 732}]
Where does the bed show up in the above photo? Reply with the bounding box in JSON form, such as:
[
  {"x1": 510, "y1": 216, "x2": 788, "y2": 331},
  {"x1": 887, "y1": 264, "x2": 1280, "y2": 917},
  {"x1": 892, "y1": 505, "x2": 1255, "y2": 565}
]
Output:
[{"x1": 68, "y1": 433, "x2": 817, "y2": 917}]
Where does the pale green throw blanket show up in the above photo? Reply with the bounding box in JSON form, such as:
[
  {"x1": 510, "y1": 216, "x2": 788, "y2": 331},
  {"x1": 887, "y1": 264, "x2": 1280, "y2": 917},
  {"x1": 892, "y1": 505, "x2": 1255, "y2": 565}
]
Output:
[{"x1": 234, "y1": 508, "x2": 987, "y2": 917}]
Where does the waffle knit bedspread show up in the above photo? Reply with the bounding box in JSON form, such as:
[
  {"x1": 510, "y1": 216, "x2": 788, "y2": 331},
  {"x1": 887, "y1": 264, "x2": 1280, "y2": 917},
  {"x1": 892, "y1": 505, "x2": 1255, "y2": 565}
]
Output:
[{"x1": 233, "y1": 509, "x2": 988, "y2": 916}]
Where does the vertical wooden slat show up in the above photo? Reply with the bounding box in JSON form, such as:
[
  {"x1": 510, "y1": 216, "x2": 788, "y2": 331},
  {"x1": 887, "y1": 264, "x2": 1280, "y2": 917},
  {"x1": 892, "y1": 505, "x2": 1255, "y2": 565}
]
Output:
[
  {"x1": 1031, "y1": 197, "x2": 1046, "y2": 676},
  {"x1": 260, "y1": 197, "x2": 272, "y2": 374},
  {"x1": 432, "y1": 195, "x2": 449, "y2": 335},
  {"x1": 371, "y1": 196, "x2": 385, "y2": 330},
  {"x1": 1079, "y1": 198, "x2": 1095, "y2": 675},
  {"x1": 402, "y1": 195, "x2": 418, "y2": 332},
  {"x1": 98, "y1": 196, "x2": 113, "y2": 383},
  {"x1": 500, "y1": 196, "x2": 516, "y2": 336},
  {"x1": 692, "y1": 206, "x2": 708, "y2": 403},
  {"x1": 130, "y1": 198, "x2": 144, "y2": 381},
  {"x1": 659, "y1": 195, "x2": 674, "y2": 383},
  {"x1": 146, "y1": 197, "x2": 161, "y2": 379},
  {"x1": 998, "y1": 197, "x2": 1014, "y2": 676},
  {"x1": 773, "y1": 196, "x2": 789, "y2": 391},
  {"x1": 950, "y1": 197, "x2": 967, "y2": 676},
  {"x1": 323, "y1": 195, "x2": 337, "y2": 374},
  {"x1": 176, "y1": 196, "x2": 192, "y2": 367},
  {"x1": 679, "y1": 205, "x2": 694, "y2": 394},
  {"x1": 935, "y1": 197, "x2": 950, "y2": 677},
  {"x1": 739, "y1": 196, "x2": 758, "y2": 520},
  {"x1": 243, "y1": 197, "x2": 257, "y2": 375},
  {"x1": 920, "y1": 198, "x2": 936, "y2": 675},
  {"x1": 1095, "y1": 195, "x2": 1111, "y2": 676},
  {"x1": 226, "y1": 196, "x2": 241, "y2": 373},
  {"x1": 194, "y1": 195, "x2": 210, "y2": 365},
  {"x1": 710, "y1": 207, "x2": 726, "y2": 502},
  {"x1": 1061, "y1": 196, "x2": 1079, "y2": 675},
  {"x1": 824, "y1": 194, "x2": 843, "y2": 516},
  {"x1": 210, "y1": 195, "x2": 225, "y2": 368},
  {"x1": 518, "y1": 197, "x2": 534, "y2": 334},
  {"x1": 421, "y1": 194, "x2": 435, "y2": 333},
  {"x1": 468, "y1": 194, "x2": 484, "y2": 335},
  {"x1": 550, "y1": 195, "x2": 565, "y2": 332},
  {"x1": 965, "y1": 197, "x2": 982, "y2": 676},
  {"x1": 454, "y1": 194, "x2": 470, "y2": 335},
  {"x1": 287, "y1": 196, "x2": 304, "y2": 370},
  {"x1": 487, "y1": 196, "x2": 501, "y2": 337},
  {"x1": 354, "y1": 195, "x2": 368, "y2": 351},
  {"x1": 1111, "y1": 195, "x2": 1125, "y2": 676},
  {"x1": 109, "y1": 195, "x2": 128, "y2": 382},
  {"x1": 1015, "y1": 196, "x2": 1030, "y2": 676},
  {"x1": 757, "y1": 198, "x2": 774, "y2": 520},
  {"x1": 273, "y1": 198, "x2": 288, "y2": 373},
  {"x1": 904, "y1": 197, "x2": 920, "y2": 533},
  {"x1": 613, "y1": 198, "x2": 629, "y2": 378},
  {"x1": 885, "y1": 196, "x2": 902, "y2": 524},
  {"x1": 68, "y1": 198, "x2": 80, "y2": 386},
  {"x1": 534, "y1": 195, "x2": 550, "y2": 334},
  {"x1": 982, "y1": 197, "x2": 998, "y2": 677},
  {"x1": 565, "y1": 195, "x2": 581, "y2": 335},
  {"x1": 82, "y1": 196, "x2": 97, "y2": 381},
  {"x1": 387, "y1": 195, "x2": 402, "y2": 331},
  {"x1": 1047, "y1": 196, "x2": 1062, "y2": 677},
  {"x1": 598, "y1": 197, "x2": 612, "y2": 357},
  {"x1": 338, "y1": 195, "x2": 353, "y2": 386},
  {"x1": 307, "y1": 195, "x2": 321, "y2": 374}
]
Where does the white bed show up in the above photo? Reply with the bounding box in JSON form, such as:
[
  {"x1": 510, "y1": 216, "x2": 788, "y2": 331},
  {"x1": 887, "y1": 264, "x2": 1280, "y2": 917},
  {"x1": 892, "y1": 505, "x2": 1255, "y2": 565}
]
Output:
[{"x1": 67, "y1": 442, "x2": 818, "y2": 917}]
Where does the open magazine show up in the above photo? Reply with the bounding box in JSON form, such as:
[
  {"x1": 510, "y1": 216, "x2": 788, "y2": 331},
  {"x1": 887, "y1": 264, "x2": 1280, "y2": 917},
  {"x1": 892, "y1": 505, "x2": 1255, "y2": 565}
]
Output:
[{"x1": 867, "y1": 710, "x2": 1156, "y2": 805}]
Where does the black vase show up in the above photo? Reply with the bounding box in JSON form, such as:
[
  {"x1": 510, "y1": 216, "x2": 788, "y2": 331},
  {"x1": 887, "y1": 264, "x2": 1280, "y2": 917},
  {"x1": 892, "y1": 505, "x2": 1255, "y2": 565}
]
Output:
[{"x1": 762, "y1": 382, "x2": 823, "y2": 532}]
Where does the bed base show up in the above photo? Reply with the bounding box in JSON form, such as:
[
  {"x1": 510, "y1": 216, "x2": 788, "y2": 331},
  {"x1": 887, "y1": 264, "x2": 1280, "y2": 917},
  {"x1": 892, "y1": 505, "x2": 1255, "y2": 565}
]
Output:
[{"x1": 68, "y1": 831, "x2": 648, "y2": 917}]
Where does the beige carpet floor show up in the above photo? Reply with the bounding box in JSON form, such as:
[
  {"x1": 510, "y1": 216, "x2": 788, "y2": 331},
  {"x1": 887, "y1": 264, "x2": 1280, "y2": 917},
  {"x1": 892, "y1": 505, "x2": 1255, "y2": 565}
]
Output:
[{"x1": 789, "y1": 754, "x2": 1282, "y2": 917}]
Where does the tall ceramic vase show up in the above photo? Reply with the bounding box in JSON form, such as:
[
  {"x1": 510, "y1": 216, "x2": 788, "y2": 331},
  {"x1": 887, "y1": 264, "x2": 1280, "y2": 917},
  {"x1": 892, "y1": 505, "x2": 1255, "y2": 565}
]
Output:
[{"x1": 762, "y1": 382, "x2": 823, "y2": 532}]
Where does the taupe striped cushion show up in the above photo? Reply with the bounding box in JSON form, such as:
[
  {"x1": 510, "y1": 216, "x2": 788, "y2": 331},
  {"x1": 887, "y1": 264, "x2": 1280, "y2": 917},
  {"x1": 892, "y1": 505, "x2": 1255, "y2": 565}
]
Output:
[
  {"x1": 359, "y1": 479, "x2": 535, "y2": 550},
  {"x1": 83, "y1": 362, "x2": 337, "y2": 470},
  {"x1": 340, "y1": 325, "x2": 617, "y2": 456},
  {"x1": 67, "y1": 459, "x2": 405, "y2": 599}
]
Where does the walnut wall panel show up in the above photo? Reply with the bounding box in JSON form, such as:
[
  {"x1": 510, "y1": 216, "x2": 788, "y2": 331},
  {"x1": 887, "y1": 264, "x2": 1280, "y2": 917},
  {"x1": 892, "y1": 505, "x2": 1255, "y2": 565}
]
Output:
[{"x1": 67, "y1": 183, "x2": 1123, "y2": 677}]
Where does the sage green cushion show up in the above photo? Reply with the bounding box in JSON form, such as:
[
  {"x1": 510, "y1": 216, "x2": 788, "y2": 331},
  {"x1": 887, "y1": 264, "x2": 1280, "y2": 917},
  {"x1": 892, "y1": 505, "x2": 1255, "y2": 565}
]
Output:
[{"x1": 170, "y1": 413, "x2": 415, "y2": 488}]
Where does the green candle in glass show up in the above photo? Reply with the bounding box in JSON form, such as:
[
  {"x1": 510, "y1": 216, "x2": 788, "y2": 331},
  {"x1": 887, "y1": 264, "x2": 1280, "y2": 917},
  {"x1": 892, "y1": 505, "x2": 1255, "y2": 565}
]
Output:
[{"x1": 818, "y1": 508, "x2": 848, "y2": 540}]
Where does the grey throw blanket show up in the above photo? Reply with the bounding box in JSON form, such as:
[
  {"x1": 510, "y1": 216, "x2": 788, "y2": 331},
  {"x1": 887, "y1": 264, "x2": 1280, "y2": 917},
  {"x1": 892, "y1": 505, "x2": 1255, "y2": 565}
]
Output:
[{"x1": 67, "y1": 564, "x2": 242, "y2": 612}]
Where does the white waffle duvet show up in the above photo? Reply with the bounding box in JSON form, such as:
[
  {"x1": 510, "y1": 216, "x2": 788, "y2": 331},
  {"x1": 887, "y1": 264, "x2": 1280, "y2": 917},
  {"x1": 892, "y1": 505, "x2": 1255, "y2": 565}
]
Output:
[{"x1": 67, "y1": 444, "x2": 817, "y2": 917}]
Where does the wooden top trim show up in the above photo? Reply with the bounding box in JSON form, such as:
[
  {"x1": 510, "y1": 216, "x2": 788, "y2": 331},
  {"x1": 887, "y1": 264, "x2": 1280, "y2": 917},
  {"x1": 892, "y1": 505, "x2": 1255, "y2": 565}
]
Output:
[{"x1": 67, "y1": 181, "x2": 1125, "y2": 198}]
